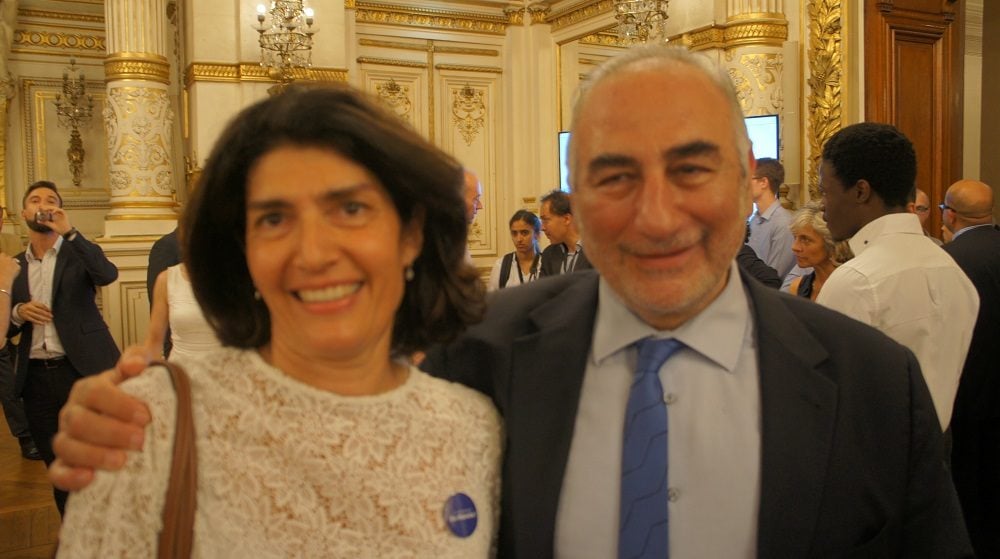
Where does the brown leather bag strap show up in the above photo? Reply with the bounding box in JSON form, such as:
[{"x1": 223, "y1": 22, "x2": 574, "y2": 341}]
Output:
[{"x1": 153, "y1": 360, "x2": 197, "y2": 559}]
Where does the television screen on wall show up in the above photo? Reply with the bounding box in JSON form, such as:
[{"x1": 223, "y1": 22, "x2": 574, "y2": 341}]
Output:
[
  {"x1": 558, "y1": 115, "x2": 779, "y2": 191},
  {"x1": 745, "y1": 114, "x2": 780, "y2": 159},
  {"x1": 558, "y1": 130, "x2": 571, "y2": 192}
]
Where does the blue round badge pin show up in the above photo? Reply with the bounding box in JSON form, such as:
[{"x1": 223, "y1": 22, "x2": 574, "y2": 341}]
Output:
[{"x1": 443, "y1": 493, "x2": 478, "y2": 538}]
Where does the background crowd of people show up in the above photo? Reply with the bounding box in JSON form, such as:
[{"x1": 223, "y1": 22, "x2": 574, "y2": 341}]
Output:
[{"x1": 0, "y1": 44, "x2": 995, "y2": 558}]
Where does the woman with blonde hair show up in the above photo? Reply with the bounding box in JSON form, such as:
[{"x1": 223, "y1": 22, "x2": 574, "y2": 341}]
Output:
[{"x1": 788, "y1": 203, "x2": 852, "y2": 300}]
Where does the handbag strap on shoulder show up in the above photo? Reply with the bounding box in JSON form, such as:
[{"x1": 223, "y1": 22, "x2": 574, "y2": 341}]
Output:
[{"x1": 152, "y1": 359, "x2": 197, "y2": 559}]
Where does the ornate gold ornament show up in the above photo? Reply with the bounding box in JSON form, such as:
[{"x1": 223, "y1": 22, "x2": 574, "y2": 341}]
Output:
[
  {"x1": 613, "y1": 0, "x2": 670, "y2": 44},
  {"x1": 53, "y1": 59, "x2": 95, "y2": 187},
  {"x1": 375, "y1": 78, "x2": 412, "y2": 119},
  {"x1": 354, "y1": 2, "x2": 508, "y2": 35},
  {"x1": 358, "y1": 38, "x2": 499, "y2": 56},
  {"x1": 528, "y1": 4, "x2": 550, "y2": 25},
  {"x1": 104, "y1": 53, "x2": 171, "y2": 84},
  {"x1": 727, "y1": 67, "x2": 754, "y2": 113},
  {"x1": 451, "y1": 84, "x2": 486, "y2": 147},
  {"x1": 723, "y1": 21, "x2": 787, "y2": 47},
  {"x1": 12, "y1": 29, "x2": 105, "y2": 56},
  {"x1": 549, "y1": 0, "x2": 614, "y2": 31},
  {"x1": 103, "y1": 87, "x2": 174, "y2": 198},
  {"x1": 580, "y1": 31, "x2": 634, "y2": 48},
  {"x1": 806, "y1": 0, "x2": 842, "y2": 198},
  {"x1": 504, "y1": 6, "x2": 525, "y2": 26}
]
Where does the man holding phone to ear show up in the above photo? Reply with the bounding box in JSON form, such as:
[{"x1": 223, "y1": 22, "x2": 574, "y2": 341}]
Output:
[{"x1": 9, "y1": 180, "x2": 120, "y2": 515}]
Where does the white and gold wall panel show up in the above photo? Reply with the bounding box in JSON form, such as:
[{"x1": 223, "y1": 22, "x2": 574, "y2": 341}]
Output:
[
  {"x1": 18, "y1": 77, "x2": 110, "y2": 208},
  {"x1": 103, "y1": 84, "x2": 175, "y2": 201}
]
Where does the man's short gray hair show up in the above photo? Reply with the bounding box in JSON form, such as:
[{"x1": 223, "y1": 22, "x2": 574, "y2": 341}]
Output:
[{"x1": 568, "y1": 45, "x2": 751, "y2": 187}]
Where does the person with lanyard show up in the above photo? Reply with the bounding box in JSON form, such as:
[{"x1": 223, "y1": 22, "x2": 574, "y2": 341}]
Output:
[
  {"x1": 487, "y1": 209, "x2": 542, "y2": 291},
  {"x1": 538, "y1": 189, "x2": 592, "y2": 276}
]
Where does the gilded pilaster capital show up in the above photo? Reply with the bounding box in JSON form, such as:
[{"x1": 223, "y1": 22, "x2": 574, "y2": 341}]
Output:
[
  {"x1": 528, "y1": 4, "x2": 550, "y2": 25},
  {"x1": 104, "y1": 53, "x2": 170, "y2": 85}
]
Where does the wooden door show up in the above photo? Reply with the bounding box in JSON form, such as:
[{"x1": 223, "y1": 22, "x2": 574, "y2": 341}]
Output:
[{"x1": 865, "y1": 0, "x2": 963, "y2": 238}]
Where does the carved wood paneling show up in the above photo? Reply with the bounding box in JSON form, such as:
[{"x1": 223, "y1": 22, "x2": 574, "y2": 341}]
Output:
[{"x1": 865, "y1": 0, "x2": 963, "y2": 239}]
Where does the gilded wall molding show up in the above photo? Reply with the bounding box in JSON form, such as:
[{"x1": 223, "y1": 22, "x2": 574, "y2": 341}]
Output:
[
  {"x1": 672, "y1": 26, "x2": 726, "y2": 50},
  {"x1": 356, "y1": 57, "x2": 429, "y2": 69},
  {"x1": 354, "y1": 2, "x2": 508, "y2": 35},
  {"x1": 18, "y1": 8, "x2": 105, "y2": 24},
  {"x1": 724, "y1": 51, "x2": 784, "y2": 116},
  {"x1": 183, "y1": 63, "x2": 348, "y2": 86},
  {"x1": 806, "y1": 0, "x2": 842, "y2": 198},
  {"x1": 12, "y1": 29, "x2": 105, "y2": 57},
  {"x1": 724, "y1": 21, "x2": 788, "y2": 47},
  {"x1": 549, "y1": 0, "x2": 614, "y2": 31},
  {"x1": 358, "y1": 38, "x2": 499, "y2": 56},
  {"x1": 579, "y1": 31, "x2": 633, "y2": 48},
  {"x1": 344, "y1": 0, "x2": 357, "y2": 8},
  {"x1": 435, "y1": 64, "x2": 502, "y2": 74},
  {"x1": 104, "y1": 53, "x2": 171, "y2": 84}
]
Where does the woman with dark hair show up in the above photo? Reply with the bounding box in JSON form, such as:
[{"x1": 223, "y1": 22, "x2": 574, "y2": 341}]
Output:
[
  {"x1": 57, "y1": 85, "x2": 501, "y2": 557},
  {"x1": 487, "y1": 209, "x2": 541, "y2": 291}
]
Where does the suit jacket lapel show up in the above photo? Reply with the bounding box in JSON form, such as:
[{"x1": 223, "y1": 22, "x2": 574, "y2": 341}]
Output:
[
  {"x1": 505, "y1": 273, "x2": 599, "y2": 558},
  {"x1": 744, "y1": 276, "x2": 838, "y2": 557}
]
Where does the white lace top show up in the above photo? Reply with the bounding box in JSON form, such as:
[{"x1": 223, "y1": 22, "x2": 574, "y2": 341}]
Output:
[{"x1": 58, "y1": 348, "x2": 503, "y2": 558}]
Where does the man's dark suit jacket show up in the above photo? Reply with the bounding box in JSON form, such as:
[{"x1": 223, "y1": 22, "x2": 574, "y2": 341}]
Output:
[
  {"x1": 146, "y1": 229, "x2": 180, "y2": 357},
  {"x1": 944, "y1": 225, "x2": 1000, "y2": 423},
  {"x1": 146, "y1": 228, "x2": 180, "y2": 300},
  {"x1": 9, "y1": 234, "x2": 121, "y2": 395},
  {"x1": 944, "y1": 224, "x2": 1000, "y2": 556},
  {"x1": 539, "y1": 242, "x2": 592, "y2": 277},
  {"x1": 424, "y1": 269, "x2": 972, "y2": 558}
]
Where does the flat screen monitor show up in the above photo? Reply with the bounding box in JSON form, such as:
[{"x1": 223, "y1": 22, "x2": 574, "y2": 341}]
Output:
[
  {"x1": 559, "y1": 116, "x2": 779, "y2": 191},
  {"x1": 745, "y1": 114, "x2": 779, "y2": 159},
  {"x1": 558, "y1": 130, "x2": 571, "y2": 192}
]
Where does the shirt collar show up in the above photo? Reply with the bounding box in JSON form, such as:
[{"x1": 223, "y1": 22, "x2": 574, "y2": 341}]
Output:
[
  {"x1": 847, "y1": 213, "x2": 923, "y2": 257},
  {"x1": 758, "y1": 202, "x2": 780, "y2": 221},
  {"x1": 25, "y1": 235, "x2": 63, "y2": 263},
  {"x1": 952, "y1": 223, "x2": 996, "y2": 240},
  {"x1": 591, "y1": 260, "x2": 750, "y2": 373}
]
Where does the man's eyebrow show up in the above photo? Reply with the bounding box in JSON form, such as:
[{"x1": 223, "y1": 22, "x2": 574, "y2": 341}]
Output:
[
  {"x1": 587, "y1": 153, "x2": 639, "y2": 175},
  {"x1": 663, "y1": 140, "x2": 722, "y2": 161}
]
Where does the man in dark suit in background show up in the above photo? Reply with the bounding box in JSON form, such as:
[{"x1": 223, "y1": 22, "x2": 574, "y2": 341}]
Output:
[
  {"x1": 47, "y1": 48, "x2": 971, "y2": 557},
  {"x1": 10, "y1": 180, "x2": 120, "y2": 515},
  {"x1": 538, "y1": 189, "x2": 592, "y2": 276},
  {"x1": 941, "y1": 179, "x2": 1000, "y2": 558}
]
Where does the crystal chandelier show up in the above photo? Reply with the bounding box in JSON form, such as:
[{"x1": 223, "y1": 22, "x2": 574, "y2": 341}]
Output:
[
  {"x1": 253, "y1": 1, "x2": 318, "y2": 89},
  {"x1": 613, "y1": 0, "x2": 670, "y2": 44}
]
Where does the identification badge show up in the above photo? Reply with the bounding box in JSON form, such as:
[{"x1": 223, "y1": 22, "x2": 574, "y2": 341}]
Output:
[{"x1": 443, "y1": 492, "x2": 478, "y2": 538}]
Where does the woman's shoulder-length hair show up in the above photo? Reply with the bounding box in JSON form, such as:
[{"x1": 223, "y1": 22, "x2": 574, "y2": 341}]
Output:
[{"x1": 182, "y1": 84, "x2": 485, "y2": 356}]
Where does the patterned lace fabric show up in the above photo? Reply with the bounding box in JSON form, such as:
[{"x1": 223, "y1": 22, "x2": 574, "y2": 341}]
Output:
[{"x1": 58, "y1": 347, "x2": 503, "y2": 558}]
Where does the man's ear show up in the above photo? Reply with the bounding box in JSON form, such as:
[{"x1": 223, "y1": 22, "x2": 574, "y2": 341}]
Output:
[{"x1": 854, "y1": 179, "x2": 873, "y2": 204}]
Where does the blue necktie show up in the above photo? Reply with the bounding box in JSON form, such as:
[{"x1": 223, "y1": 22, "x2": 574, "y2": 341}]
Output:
[{"x1": 619, "y1": 338, "x2": 684, "y2": 559}]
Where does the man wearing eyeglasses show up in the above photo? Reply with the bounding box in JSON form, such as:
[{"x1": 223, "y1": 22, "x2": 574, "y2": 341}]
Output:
[
  {"x1": 816, "y1": 122, "x2": 979, "y2": 432},
  {"x1": 940, "y1": 179, "x2": 1000, "y2": 559},
  {"x1": 908, "y1": 188, "x2": 944, "y2": 246}
]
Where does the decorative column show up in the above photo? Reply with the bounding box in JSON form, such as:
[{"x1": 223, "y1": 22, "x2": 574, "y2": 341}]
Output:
[
  {"x1": 102, "y1": 0, "x2": 177, "y2": 237},
  {"x1": 720, "y1": 2, "x2": 792, "y2": 205}
]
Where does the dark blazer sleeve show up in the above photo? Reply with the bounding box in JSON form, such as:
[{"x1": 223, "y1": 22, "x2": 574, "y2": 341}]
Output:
[
  {"x1": 538, "y1": 244, "x2": 564, "y2": 277},
  {"x1": 62, "y1": 233, "x2": 118, "y2": 286},
  {"x1": 737, "y1": 244, "x2": 781, "y2": 288},
  {"x1": 147, "y1": 229, "x2": 180, "y2": 300}
]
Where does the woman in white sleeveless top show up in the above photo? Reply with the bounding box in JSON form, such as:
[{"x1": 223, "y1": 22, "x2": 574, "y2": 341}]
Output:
[{"x1": 144, "y1": 262, "x2": 221, "y2": 361}]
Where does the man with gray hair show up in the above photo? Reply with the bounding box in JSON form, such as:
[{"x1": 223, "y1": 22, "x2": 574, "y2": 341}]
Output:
[{"x1": 50, "y1": 47, "x2": 971, "y2": 557}]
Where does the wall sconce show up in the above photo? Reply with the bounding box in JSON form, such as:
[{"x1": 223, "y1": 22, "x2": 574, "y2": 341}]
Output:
[{"x1": 53, "y1": 58, "x2": 94, "y2": 187}]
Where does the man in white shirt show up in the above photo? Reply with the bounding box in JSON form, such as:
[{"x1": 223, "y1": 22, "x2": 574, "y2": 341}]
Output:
[
  {"x1": 747, "y1": 157, "x2": 795, "y2": 278},
  {"x1": 816, "y1": 123, "x2": 979, "y2": 430}
]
